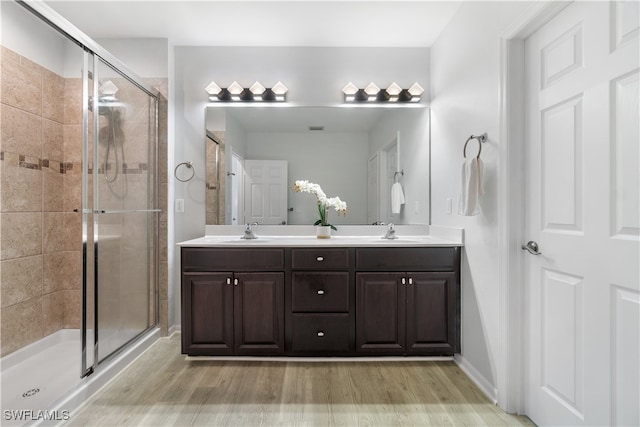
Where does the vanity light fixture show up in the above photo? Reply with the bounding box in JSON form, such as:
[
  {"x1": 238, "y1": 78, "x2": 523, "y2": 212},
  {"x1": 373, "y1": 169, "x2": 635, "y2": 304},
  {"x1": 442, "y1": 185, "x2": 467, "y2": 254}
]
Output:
[
  {"x1": 342, "y1": 81, "x2": 424, "y2": 103},
  {"x1": 206, "y1": 80, "x2": 288, "y2": 102}
]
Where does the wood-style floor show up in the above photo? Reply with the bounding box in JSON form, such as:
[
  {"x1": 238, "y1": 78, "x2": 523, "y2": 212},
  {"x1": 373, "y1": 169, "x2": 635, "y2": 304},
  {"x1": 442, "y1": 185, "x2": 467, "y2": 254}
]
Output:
[{"x1": 64, "y1": 334, "x2": 534, "y2": 426}]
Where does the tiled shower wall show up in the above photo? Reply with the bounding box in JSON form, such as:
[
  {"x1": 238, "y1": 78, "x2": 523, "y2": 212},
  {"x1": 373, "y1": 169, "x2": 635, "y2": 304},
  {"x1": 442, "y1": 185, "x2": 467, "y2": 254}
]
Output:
[{"x1": 0, "y1": 46, "x2": 169, "y2": 356}]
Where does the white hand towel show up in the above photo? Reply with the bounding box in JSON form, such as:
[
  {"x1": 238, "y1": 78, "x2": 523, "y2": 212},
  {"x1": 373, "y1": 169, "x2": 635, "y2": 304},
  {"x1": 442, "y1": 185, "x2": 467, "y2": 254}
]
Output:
[
  {"x1": 457, "y1": 157, "x2": 484, "y2": 216},
  {"x1": 391, "y1": 182, "x2": 405, "y2": 215}
]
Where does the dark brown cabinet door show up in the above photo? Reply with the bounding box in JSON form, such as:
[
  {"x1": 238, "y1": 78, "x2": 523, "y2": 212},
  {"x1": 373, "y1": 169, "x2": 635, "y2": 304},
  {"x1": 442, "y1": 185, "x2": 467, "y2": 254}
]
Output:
[
  {"x1": 234, "y1": 272, "x2": 285, "y2": 354},
  {"x1": 406, "y1": 272, "x2": 458, "y2": 354},
  {"x1": 181, "y1": 273, "x2": 234, "y2": 355},
  {"x1": 356, "y1": 273, "x2": 406, "y2": 354}
]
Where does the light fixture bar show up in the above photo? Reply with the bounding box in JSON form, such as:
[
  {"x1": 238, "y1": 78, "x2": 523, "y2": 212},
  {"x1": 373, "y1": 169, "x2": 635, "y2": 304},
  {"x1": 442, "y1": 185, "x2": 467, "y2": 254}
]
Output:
[
  {"x1": 342, "y1": 82, "x2": 423, "y2": 103},
  {"x1": 206, "y1": 81, "x2": 288, "y2": 102}
]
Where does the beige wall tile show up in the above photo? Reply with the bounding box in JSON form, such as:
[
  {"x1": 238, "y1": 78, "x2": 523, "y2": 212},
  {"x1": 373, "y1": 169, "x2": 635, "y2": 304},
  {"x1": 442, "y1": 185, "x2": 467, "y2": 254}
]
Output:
[
  {"x1": 0, "y1": 152, "x2": 42, "y2": 212},
  {"x1": 63, "y1": 212, "x2": 81, "y2": 251},
  {"x1": 1, "y1": 45, "x2": 21, "y2": 63},
  {"x1": 1, "y1": 256, "x2": 43, "y2": 308},
  {"x1": 43, "y1": 162, "x2": 64, "y2": 212},
  {"x1": 43, "y1": 211, "x2": 65, "y2": 253},
  {"x1": 63, "y1": 171, "x2": 81, "y2": 213},
  {"x1": 43, "y1": 251, "x2": 66, "y2": 294},
  {"x1": 64, "y1": 290, "x2": 81, "y2": 329},
  {"x1": 0, "y1": 297, "x2": 43, "y2": 356},
  {"x1": 42, "y1": 69, "x2": 65, "y2": 123},
  {"x1": 63, "y1": 124, "x2": 82, "y2": 163},
  {"x1": 64, "y1": 251, "x2": 82, "y2": 290},
  {"x1": 0, "y1": 212, "x2": 42, "y2": 260},
  {"x1": 0, "y1": 104, "x2": 42, "y2": 158},
  {"x1": 42, "y1": 290, "x2": 64, "y2": 336},
  {"x1": 63, "y1": 79, "x2": 82, "y2": 125},
  {"x1": 42, "y1": 118, "x2": 64, "y2": 161},
  {"x1": 0, "y1": 53, "x2": 42, "y2": 115}
]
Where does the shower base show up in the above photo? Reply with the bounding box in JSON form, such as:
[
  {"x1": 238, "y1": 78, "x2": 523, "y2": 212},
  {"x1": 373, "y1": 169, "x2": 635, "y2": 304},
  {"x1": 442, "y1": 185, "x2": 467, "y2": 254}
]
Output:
[{"x1": 0, "y1": 328, "x2": 159, "y2": 426}]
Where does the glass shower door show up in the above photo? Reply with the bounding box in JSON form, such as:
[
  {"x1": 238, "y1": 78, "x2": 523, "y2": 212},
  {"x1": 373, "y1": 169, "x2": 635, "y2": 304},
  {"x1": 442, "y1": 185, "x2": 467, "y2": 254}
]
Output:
[{"x1": 82, "y1": 55, "x2": 158, "y2": 375}]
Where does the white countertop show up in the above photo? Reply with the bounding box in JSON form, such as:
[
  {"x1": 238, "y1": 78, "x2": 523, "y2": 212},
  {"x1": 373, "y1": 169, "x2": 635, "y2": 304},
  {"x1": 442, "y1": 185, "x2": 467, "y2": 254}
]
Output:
[{"x1": 177, "y1": 225, "x2": 463, "y2": 247}]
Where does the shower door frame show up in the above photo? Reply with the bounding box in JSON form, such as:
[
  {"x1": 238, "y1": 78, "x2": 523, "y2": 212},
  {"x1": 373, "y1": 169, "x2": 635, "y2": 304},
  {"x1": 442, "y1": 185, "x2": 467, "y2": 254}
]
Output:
[{"x1": 15, "y1": 0, "x2": 161, "y2": 379}]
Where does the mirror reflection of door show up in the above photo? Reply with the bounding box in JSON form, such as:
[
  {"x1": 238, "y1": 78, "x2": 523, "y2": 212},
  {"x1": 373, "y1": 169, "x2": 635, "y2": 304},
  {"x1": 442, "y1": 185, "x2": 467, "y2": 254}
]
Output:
[
  {"x1": 243, "y1": 160, "x2": 288, "y2": 225},
  {"x1": 229, "y1": 152, "x2": 243, "y2": 225}
]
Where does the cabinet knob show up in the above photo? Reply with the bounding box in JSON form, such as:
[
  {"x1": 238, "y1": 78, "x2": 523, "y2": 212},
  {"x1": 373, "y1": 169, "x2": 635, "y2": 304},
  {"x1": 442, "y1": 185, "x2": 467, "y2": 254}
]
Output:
[
  {"x1": 401, "y1": 278, "x2": 406, "y2": 285},
  {"x1": 226, "y1": 278, "x2": 231, "y2": 285},
  {"x1": 408, "y1": 277, "x2": 413, "y2": 285},
  {"x1": 233, "y1": 278, "x2": 239, "y2": 286},
  {"x1": 317, "y1": 331, "x2": 325, "y2": 337},
  {"x1": 317, "y1": 289, "x2": 325, "y2": 295},
  {"x1": 316, "y1": 256, "x2": 324, "y2": 262}
]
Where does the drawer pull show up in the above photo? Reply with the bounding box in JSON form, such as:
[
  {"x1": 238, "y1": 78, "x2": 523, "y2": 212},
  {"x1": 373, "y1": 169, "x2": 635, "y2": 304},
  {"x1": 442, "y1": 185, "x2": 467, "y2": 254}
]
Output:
[
  {"x1": 317, "y1": 290, "x2": 326, "y2": 295},
  {"x1": 317, "y1": 331, "x2": 325, "y2": 337},
  {"x1": 316, "y1": 256, "x2": 324, "y2": 262}
]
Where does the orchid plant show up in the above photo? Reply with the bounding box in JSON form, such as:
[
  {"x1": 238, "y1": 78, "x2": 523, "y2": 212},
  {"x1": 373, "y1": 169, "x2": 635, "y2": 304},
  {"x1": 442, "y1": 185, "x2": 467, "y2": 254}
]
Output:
[{"x1": 293, "y1": 180, "x2": 347, "y2": 230}]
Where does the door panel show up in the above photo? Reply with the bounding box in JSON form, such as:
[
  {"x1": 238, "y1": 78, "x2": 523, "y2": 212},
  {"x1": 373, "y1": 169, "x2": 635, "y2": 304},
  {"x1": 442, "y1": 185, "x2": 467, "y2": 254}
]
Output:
[
  {"x1": 525, "y1": 2, "x2": 639, "y2": 425},
  {"x1": 234, "y1": 272, "x2": 284, "y2": 354},
  {"x1": 181, "y1": 273, "x2": 234, "y2": 355},
  {"x1": 243, "y1": 160, "x2": 288, "y2": 224},
  {"x1": 355, "y1": 273, "x2": 405, "y2": 353},
  {"x1": 406, "y1": 272, "x2": 457, "y2": 354}
]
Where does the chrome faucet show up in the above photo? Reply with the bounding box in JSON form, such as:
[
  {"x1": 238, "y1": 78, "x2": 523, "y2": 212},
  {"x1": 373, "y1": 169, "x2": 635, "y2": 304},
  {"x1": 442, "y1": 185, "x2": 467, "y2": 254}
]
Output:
[
  {"x1": 241, "y1": 222, "x2": 258, "y2": 239},
  {"x1": 383, "y1": 223, "x2": 398, "y2": 240}
]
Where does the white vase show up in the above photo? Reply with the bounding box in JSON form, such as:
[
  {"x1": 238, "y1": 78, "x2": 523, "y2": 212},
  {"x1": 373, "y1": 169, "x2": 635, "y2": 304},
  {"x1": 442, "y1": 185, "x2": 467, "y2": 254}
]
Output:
[{"x1": 316, "y1": 225, "x2": 332, "y2": 239}]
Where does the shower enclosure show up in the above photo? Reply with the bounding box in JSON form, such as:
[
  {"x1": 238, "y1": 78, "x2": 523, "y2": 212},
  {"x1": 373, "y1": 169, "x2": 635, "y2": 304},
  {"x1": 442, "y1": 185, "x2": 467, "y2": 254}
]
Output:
[
  {"x1": 1, "y1": 0, "x2": 160, "y2": 416},
  {"x1": 82, "y1": 53, "x2": 159, "y2": 376}
]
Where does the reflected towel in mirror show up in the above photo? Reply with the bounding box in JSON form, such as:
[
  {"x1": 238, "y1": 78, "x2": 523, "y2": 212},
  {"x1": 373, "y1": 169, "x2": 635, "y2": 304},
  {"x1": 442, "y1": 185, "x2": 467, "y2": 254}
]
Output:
[{"x1": 391, "y1": 182, "x2": 405, "y2": 215}]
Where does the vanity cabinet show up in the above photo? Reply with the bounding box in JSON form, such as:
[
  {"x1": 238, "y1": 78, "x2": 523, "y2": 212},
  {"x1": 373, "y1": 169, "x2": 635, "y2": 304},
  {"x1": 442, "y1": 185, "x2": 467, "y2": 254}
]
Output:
[
  {"x1": 181, "y1": 248, "x2": 285, "y2": 356},
  {"x1": 290, "y1": 248, "x2": 353, "y2": 354},
  {"x1": 355, "y1": 248, "x2": 460, "y2": 356},
  {"x1": 181, "y1": 245, "x2": 460, "y2": 357},
  {"x1": 356, "y1": 272, "x2": 458, "y2": 355}
]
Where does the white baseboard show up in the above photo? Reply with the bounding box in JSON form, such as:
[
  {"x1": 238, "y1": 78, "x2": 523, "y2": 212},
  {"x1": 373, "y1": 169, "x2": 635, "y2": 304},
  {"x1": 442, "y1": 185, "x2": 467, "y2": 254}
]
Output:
[
  {"x1": 168, "y1": 324, "x2": 181, "y2": 336},
  {"x1": 454, "y1": 354, "x2": 498, "y2": 404}
]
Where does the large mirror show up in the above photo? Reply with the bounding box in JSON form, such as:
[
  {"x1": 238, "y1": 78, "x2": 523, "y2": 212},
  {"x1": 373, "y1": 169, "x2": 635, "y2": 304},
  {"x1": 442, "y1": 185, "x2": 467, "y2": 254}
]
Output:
[{"x1": 205, "y1": 106, "x2": 430, "y2": 226}]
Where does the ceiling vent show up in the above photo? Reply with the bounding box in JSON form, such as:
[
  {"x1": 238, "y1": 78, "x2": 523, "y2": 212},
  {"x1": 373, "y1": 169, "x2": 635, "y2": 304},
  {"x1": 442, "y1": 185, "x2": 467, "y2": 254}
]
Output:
[{"x1": 308, "y1": 126, "x2": 325, "y2": 131}]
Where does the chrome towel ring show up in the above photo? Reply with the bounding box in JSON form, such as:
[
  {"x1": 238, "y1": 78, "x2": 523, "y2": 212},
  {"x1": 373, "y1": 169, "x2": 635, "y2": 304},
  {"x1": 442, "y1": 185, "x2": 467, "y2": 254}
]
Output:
[
  {"x1": 174, "y1": 161, "x2": 195, "y2": 182},
  {"x1": 463, "y1": 133, "x2": 487, "y2": 159}
]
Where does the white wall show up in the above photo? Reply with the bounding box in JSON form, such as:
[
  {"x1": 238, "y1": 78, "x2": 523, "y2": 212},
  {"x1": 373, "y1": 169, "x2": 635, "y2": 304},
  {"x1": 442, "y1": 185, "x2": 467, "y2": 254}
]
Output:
[
  {"x1": 173, "y1": 46, "x2": 430, "y2": 328},
  {"x1": 1, "y1": 0, "x2": 78, "y2": 76},
  {"x1": 246, "y1": 131, "x2": 370, "y2": 225},
  {"x1": 430, "y1": 1, "x2": 533, "y2": 399}
]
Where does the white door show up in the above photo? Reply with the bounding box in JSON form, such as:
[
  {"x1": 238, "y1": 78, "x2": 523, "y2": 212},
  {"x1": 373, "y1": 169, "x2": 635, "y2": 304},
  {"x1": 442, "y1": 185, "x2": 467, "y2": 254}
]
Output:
[
  {"x1": 243, "y1": 160, "x2": 288, "y2": 225},
  {"x1": 524, "y1": 1, "x2": 639, "y2": 426},
  {"x1": 368, "y1": 152, "x2": 380, "y2": 224}
]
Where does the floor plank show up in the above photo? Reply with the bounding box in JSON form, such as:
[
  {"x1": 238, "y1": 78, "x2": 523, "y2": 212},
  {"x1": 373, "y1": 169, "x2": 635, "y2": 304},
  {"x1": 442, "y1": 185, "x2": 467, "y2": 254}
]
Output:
[{"x1": 64, "y1": 334, "x2": 534, "y2": 426}]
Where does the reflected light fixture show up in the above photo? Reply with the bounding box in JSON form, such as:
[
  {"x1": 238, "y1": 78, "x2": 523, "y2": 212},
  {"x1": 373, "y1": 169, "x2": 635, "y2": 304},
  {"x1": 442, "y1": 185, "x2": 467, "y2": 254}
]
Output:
[
  {"x1": 206, "y1": 81, "x2": 288, "y2": 102},
  {"x1": 99, "y1": 80, "x2": 119, "y2": 102},
  {"x1": 342, "y1": 82, "x2": 423, "y2": 103}
]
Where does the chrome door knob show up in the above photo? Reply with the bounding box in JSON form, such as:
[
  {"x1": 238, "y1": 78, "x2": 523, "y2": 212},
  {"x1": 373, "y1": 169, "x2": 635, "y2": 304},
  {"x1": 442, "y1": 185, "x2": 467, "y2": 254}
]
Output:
[{"x1": 521, "y1": 240, "x2": 542, "y2": 255}]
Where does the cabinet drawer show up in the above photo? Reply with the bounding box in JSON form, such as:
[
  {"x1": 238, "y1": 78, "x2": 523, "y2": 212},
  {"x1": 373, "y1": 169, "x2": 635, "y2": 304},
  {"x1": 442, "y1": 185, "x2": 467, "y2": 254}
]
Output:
[
  {"x1": 182, "y1": 247, "x2": 284, "y2": 271},
  {"x1": 292, "y1": 272, "x2": 349, "y2": 312},
  {"x1": 291, "y1": 248, "x2": 349, "y2": 270},
  {"x1": 355, "y1": 247, "x2": 458, "y2": 271},
  {"x1": 292, "y1": 314, "x2": 350, "y2": 353}
]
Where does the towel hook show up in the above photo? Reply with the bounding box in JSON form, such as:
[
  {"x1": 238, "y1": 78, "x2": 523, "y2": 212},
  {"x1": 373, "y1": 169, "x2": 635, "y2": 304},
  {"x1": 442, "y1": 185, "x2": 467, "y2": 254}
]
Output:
[
  {"x1": 174, "y1": 161, "x2": 195, "y2": 182},
  {"x1": 463, "y1": 133, "x2": 487, "y2": 159},
  {"x1": 393, "y1": 170, "x2": 404, "y2": 182}
]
